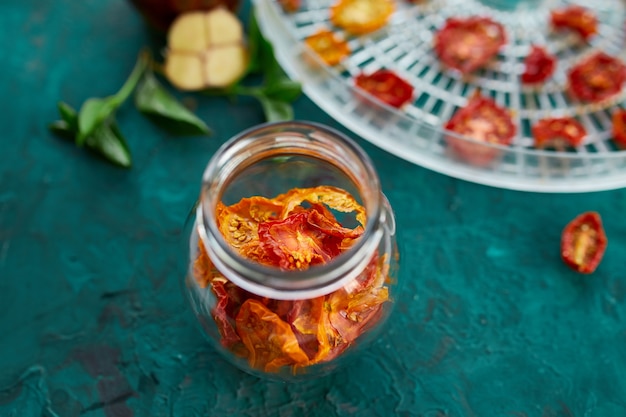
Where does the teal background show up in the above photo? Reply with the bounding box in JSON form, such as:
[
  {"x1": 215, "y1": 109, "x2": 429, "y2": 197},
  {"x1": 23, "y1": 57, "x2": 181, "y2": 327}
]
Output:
[{"x1": 1, "y1": 1, "x2": 626, "y2": 416}]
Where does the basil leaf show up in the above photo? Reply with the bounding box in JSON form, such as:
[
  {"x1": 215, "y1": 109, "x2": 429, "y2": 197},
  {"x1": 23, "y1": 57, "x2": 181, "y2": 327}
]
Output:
[
  {"x1": 57, "y1": 102, "x2": 78, "y2": 130},
  {"x1": 255, "y1": 95, "x2": 293, "y2": 122},
  {"x1": 261, "y1": 79, "x2": 302, "y2": 102},
  {"x1": 135, "y1": 71, "x2": 212, "y2": 136},
  {"x1": 248, "y1": 10, "x2": 283, "y2": 85},
  {"x1": 77, "y1": 98, "x2": 117, "y2": 146},
  {"x1": 85, "y1": 120, "x2": 132, "y2": 168},
  {"x1": 49, "y1": 120, "x2": 77, "y2": 141}
]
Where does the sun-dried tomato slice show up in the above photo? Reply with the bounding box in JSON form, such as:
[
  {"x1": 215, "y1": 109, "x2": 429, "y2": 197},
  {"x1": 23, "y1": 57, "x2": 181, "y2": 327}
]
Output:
[
  {"x1": 521, "y1": 45, "x2": 557, "y2": 85},
  {"x1": 444, "y1": 91, "x2": 516, "y2": 166},
  {"x1": 287, "y1": 297, "x2": 331, "y2": 361},
  {"x1": 329, "y1": 0, "x2": 394, "y2": 35},
  {"x1": 277, "y1": 0, "x2": 300, "y2": 13},
  {"x1": 354, "y1": 69, "x2": 415, "y2": 108},
  {"x1": 434, "y1": 16, "x2": 506, "y2": 75},
  {"x1": 235, "y1": 299, "x2": 310, "y2": 372},
  {"x1": 568, "y1": 52, "x2": 626, "y2": 103},
  {"x1": 304, "y1": 29, "x2": 350, "y2": 66},
  {"x1": 532, "y1": 117, "x2": 587, "y2": 148},
  {"x1": 551, "y1": 5, "x2": 598, "y2": 41},
  {"x1": 612, "y1": 108, "x2": 626, "y2": 148},
  {"x1": 561, "y1": 211, "x2": 607, "y2": 274}
]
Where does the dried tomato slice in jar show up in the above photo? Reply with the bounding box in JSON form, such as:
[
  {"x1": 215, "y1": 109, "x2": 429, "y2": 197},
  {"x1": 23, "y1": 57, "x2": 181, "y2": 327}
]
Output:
[
  {"x1": 551, "y1": 5, "x2": 598, "y2": 41},
  {"x1": 354, "y1": 69, "x2": 415, "y2": 108},
  {"x1": 434, "y1": 16, "x2": 507, "y2": 75},
  {"x1": 444, "y1": 91, "x2": 516, "y2": 166},
  {"x1": 235, "y1": 299, "x2": 310, "y2": 372},
  {"x1": 329, "y1": 0, "x2": 394, "y2": 35},
  {"x1": 568, "y1": 52, "x2": 626, "y2": 103},
  {"x1": 612, "y1": 109, "x2": 626, "y2": 148},
  {"x1": 521, "y1": 45, "x2": 557, "y2": 85},
  {"x1": 561, "y1": 212, "x2": 607, "y2": 274},
  {"x1": 304, "y1": 29, "x2": 350, "y2": 66},
  {"x1": 532, "y1": 117, "x2": 586, "y2": 148}
]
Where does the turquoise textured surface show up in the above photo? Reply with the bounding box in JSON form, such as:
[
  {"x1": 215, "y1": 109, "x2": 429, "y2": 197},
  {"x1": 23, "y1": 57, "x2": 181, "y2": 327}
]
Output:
[{"x1": 1, "y1": 1, "x2": 626, "y2": 416}]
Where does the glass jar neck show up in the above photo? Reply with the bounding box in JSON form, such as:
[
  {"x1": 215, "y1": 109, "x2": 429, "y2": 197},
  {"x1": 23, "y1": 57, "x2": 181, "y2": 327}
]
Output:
[{"x1": 199, "y1": 121, "x2": 384, "y2": 300}]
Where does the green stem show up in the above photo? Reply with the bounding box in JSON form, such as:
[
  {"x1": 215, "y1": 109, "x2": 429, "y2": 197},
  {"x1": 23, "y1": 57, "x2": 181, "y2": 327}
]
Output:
[{"x1": 110, "y1": 51, "x2": 149, "y2": 106}]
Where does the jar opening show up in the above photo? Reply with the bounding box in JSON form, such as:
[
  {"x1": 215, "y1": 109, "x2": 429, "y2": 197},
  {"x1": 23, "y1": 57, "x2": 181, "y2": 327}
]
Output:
[{"x1": 199, "y1": 121, "x2": 383, "y2": 300}]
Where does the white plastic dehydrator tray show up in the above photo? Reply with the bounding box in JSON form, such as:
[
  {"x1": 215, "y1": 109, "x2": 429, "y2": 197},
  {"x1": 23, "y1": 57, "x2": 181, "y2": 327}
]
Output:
[{"x1": 253, "y1": 0, "x2": 626, "y2": 192}]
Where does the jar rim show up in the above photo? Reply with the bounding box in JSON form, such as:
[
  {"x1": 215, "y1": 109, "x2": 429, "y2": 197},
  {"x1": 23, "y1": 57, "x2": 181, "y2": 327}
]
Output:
[{"x1": 199, "y1": 120, "x2": 384, "y2": 300}]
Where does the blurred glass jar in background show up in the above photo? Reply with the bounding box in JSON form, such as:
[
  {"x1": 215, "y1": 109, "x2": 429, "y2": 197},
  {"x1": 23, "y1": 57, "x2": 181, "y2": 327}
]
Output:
[{"x1": 183, "y1": 121, "x2": 400, "y2": 380}]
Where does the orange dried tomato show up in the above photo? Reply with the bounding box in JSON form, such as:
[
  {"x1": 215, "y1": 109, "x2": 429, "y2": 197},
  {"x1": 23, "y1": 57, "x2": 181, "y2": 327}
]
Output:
[
  {"x1": 278, "y1": 0, "x2": 300, "y2": 13},
  {"x1": 561, "y1": 211, "x2": 607, "y2": 274},
  {"x1": 612, "y1": 109, "x2": 626, "y2": 148},
  {"x1": 568, "y1": 52, "x2": 626, "y2": 103},
  {"x1": 235, "y1": 299, "x2": 310, "y2": 372},
  {"x1": 329, "y1": 0, "x2": 394, "y2": 36},
  {"x1": 551, "y1": 5, "x2": 598, "y2": 41},
  {"x1": 532, "y1": 117, "x2": 586, "y2": 148},
  {"x1": 304, "y1": 29, "x2": 350, "y2": 66}
]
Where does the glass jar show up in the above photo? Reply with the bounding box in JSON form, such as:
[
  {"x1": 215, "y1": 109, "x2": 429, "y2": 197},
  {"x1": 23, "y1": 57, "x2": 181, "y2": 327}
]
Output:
[{"x1": 184, "y1": 121, "x2": 399, "y2": 380}]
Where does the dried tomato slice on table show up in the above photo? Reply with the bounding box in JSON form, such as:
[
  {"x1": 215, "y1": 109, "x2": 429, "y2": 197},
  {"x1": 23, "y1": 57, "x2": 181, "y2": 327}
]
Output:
[
  {"x1": 551, "y1": 5, "x2": 598, "y2": 41},
  {"x1": 521, "y1": 45, "x2": 557, "y2": 85},
  {"x1": 329, "y1": 0, "x2": 395, "y2": 35},
  {"x1": 532, "y1": 117, "x2": 586, "y2": 148},
  {"x1": 561, "y1": 211, "x2": 607, "y2": 274},
  {"x1": 567, "y1": 52, "x2": 626, "y2": 103},
  {"x1": 434, "y1": 16, "x2": 507, "y2": 75},
  {"x1": 354, "y1": 69, "x2": 414, "y2": 108},
  {"x1": 444, "y1": 91, "x2": 516, "y2": 166}
]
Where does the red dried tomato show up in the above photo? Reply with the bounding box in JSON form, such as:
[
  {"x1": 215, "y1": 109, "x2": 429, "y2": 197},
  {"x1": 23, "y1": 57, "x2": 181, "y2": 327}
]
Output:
[
  {"x1": 551, "y1": 5, "x2": 598, "y2": 41},
  {"x1": 612, "y1": 109, "x2": 626, "y2": 148},
  {"x1": 561, "y1": 212, "x2": 607, "y2": 274},
  {"x1": 532, "y1": 117, "x2": 586, "y2": 148},
  {"x1": 568, "y1": 52, "x2": 626, "y2": 103},
  {"x1": 434, "y1": 16, "x2": 506, "y2": 74},
  {"x1": 235, "y1": 299, "x2": 310, "y2": 372},
  {"x1": 354, "y1": 69, "x2": 415, "y2": 109},
  {"x1": 521, "y1": 45, "x2": 557, "y2": 84},
  {"x1": 444, "y1": 91, "x2": 516, "y2": 166}
]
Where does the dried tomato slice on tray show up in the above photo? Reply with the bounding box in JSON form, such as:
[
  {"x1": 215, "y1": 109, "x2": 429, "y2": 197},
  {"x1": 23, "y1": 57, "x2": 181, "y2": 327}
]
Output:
[
  {"x1": 329, "y1": 0, "x2": 394, "y2": 35},
  {"x1": 561, "y1": 211, "x2": 607, "y2": 274},
  {"x1": 532, "y1": 117, "x2": 587, "y2": 148},
  {"x1": 612, "y1": 109, "x2": 626, "y2": 148},
  {"x1": 354, "y1": 69, "x2": 415, "y2": 108},
  {"x1": 551, "y1": 5, "x2": 598, "y2": 41},
  {"x1": 521, "y1": 45, "x2": 557, "y2": 85},
  {"x1": 444, "y1": 91, "x2": 516, "y2": 166},
  {"x1": 304, "y1": 29, "x2": 350, "y2": 66},
  {"x1": 434, "y1": 16, "x2": 507, "y2": 75},
  {"x1": 567, "y1": 52, "x2": 626, "y2": 103}
]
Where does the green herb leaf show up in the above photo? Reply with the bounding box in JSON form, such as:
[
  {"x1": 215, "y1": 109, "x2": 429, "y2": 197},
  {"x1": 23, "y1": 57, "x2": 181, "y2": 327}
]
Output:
[
  {"x1": 57, "y1": 102, "x2": 78, "y2": 130},
  {"x1": 261, "y1": 79, "x2": 302, "y2": 102},
  {"x1": 77, "y1": 98, "x2": 117, "y2": 146},
  {"x1": 247, "y1": 10, "x2": 283, "y2": 85},
  {"x1": 255, "y1": 95, "x2": 294, "y2": 122},
  {"x1": 84, "y1": 120, "x2": 132, "y2": 168},
  {"x1": 76, "y1": 52, "x2": 148, "y2": 145},
  {"x1": 49, "y1": 120, "x2": 76, "y2": 141},
  {"x1": 135, "y1": 70, "x2": 212, "y2": 136}
]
